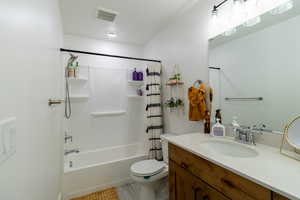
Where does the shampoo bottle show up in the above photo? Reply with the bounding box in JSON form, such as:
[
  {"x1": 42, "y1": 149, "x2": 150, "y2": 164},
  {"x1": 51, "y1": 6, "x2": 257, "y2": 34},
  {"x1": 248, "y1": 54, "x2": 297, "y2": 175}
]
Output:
[{"x1": 132, "y1": 68, "x2": 138, "y2": 81}]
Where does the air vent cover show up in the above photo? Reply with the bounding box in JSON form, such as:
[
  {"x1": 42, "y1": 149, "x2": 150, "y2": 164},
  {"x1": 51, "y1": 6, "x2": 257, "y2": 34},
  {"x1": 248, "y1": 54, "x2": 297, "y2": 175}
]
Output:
[{"x1": 97, "y1": 7, "x2": 118, "y2": 22}]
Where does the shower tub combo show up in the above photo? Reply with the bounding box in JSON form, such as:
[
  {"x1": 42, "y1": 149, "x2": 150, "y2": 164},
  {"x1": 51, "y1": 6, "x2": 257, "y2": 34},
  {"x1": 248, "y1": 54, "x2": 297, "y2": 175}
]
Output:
[{"x1": 63, "y1": 143, "x2": 147, "y2": 200}]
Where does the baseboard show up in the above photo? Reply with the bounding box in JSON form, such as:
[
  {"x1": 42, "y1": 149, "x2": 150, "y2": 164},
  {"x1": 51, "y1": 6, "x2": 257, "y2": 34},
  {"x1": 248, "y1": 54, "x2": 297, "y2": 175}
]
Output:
[{"x1": 63, "y1": 178, "x2": 133, "y2": 200}]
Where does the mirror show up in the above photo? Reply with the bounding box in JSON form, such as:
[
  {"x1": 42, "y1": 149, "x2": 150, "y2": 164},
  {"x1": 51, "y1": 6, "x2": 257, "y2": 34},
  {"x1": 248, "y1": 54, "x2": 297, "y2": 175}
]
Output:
[
  {"x1": 280, "y1": 116, "x2": 300, "y2": 160},
  {"x1": 285, "y1": 116, "x2": 300, "y2": 148},
  {"x1": 209, "y1": 1, "x2": 300, "y2": 133}
]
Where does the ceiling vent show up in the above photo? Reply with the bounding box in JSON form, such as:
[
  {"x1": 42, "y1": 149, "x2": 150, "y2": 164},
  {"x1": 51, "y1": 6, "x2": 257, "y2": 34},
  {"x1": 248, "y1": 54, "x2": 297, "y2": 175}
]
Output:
[{"x1": 96, "y1": 7, "x2": 118, "y2": 22}]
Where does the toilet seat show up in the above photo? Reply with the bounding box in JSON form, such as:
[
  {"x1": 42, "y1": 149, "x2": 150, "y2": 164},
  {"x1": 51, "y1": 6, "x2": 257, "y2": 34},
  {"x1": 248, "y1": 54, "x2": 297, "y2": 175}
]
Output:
[{"x1": 131, "y1": 159, "x2": 166, "y2": 177}]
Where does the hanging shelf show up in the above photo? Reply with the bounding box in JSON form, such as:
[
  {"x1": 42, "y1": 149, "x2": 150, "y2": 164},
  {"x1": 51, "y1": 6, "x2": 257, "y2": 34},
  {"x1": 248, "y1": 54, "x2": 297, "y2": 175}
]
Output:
[{"x1": 166, "y1": 81, "x2": 184, "y2": 86}]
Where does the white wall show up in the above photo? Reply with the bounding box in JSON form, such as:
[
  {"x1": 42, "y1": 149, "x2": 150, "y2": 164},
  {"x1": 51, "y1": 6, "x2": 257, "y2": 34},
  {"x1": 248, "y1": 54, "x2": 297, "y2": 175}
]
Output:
[
  {"x1": 143, "y1": 0, "x2": 213, "y2": 134},
  {"x1": 0, "y1": 0, "x2": 63, "y2": 200},
  {"x1": 63, "y1": 35, "x2": 148, "y2": 152},
  {"x1": 209, "y1": 14, "x2": 300, "y2": 131}
]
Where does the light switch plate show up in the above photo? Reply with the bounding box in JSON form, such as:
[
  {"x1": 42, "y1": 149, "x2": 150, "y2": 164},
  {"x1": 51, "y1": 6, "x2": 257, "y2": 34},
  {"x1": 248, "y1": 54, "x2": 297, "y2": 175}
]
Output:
[{"x1": 0, "y1": 117, "x2": 16, "y2": 165}]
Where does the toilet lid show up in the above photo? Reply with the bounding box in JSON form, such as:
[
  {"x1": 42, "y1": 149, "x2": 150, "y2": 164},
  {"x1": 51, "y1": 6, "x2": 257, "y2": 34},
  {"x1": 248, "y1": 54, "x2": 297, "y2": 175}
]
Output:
[{"x1": 131, "y1": 159, "x2": 166, "y2": 177}]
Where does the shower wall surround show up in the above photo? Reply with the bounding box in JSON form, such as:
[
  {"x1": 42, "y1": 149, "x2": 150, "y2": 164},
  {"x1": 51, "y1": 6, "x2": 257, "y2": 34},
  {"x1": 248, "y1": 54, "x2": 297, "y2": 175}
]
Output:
[{"x1": 63, "y1": 35, "x2": 149, "y2": 152}]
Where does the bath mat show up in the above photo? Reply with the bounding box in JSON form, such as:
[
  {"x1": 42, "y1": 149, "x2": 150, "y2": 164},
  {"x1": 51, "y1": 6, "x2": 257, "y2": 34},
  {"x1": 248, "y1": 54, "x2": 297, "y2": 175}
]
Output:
[{"x1": 71, "y1": 188, "x2": 119, "y2": 200}]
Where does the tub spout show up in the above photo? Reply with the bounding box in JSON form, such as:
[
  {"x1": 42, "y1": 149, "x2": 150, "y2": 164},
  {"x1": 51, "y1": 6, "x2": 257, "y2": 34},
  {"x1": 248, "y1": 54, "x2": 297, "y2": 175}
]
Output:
[{"x1": 64, "y1": 148, "x2": 80, "y2": 156}]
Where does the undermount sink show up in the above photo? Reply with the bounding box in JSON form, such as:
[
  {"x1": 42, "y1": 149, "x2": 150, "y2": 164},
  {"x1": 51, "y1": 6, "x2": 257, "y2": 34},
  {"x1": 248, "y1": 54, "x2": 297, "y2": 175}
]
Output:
[{"x1": 200, "y1": 139, "x2": 259, "y2": 158}]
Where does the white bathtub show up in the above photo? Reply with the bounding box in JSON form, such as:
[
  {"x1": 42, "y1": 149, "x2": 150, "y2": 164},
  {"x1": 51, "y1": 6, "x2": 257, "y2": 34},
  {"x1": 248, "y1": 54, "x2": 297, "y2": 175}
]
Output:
[{"x1": 63, "y1": 143, "x2": 147, "y2": 200}]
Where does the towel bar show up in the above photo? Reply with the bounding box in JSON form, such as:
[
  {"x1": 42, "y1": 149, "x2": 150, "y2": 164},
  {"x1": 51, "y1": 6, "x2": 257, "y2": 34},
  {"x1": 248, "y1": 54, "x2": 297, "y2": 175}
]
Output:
[{"x1": 225, "y1": 97, "x2": 263, "y2": 101}]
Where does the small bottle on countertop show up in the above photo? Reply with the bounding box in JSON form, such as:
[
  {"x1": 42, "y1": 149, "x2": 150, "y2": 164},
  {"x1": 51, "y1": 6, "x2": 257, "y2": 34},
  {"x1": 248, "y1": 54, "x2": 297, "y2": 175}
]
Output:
[
  {"x1": 204, "y1": 111, "x2": 211, "y2": 134},
  {"x1": 211, "y1": 119, "x2": 225, "y2": 137},
  {"x1": 215, "y1": 109, "x2": 222, "y2": 124}
]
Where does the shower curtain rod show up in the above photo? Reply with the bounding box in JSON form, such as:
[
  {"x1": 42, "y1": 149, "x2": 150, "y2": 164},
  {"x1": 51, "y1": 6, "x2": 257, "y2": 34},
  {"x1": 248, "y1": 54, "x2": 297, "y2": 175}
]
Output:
[{"x1": 60, "y1": 48, "x2": 162, "y2": 63}]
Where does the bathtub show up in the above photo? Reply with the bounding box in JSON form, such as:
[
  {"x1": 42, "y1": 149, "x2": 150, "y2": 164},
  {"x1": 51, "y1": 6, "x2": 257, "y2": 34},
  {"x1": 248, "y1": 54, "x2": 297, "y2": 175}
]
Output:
[{"x1": 63, "y1": 143, "x2": 147, "y2": 200}]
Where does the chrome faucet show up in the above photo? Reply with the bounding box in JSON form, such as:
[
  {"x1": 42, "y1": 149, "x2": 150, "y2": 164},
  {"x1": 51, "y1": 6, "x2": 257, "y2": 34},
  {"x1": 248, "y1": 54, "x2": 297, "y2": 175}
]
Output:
[
  {"x1": 235, "y1": 125, "x2": 263, "y2": 145},
  {"x1": 64, "y1": 148, "x2": 80, "y2": 156}
]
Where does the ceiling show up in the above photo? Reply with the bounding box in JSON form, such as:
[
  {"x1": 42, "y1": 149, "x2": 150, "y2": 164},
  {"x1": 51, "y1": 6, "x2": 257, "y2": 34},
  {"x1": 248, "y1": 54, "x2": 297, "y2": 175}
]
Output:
[{"x1": 60, "y1": 0, "x2": 197, "y2": 45}]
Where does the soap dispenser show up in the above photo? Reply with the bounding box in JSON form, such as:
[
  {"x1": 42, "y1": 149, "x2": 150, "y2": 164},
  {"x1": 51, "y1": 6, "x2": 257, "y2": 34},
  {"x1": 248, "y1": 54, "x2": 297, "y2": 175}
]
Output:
[{"x1": 211, "y1": 119, "x2": 225, "y2": 137}]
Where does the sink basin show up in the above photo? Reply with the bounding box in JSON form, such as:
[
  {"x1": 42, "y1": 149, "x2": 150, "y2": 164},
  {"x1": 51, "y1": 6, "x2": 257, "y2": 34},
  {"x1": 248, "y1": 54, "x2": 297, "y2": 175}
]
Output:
[{"x1": 200, "y1": 139, "x2": 259, "y2": 158}]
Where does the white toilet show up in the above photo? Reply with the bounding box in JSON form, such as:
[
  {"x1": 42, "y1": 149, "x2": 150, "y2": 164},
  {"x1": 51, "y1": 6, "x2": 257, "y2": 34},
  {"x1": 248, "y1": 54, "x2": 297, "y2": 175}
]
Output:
[{"x1": 130, "y1": 137, "x2": 169, "y2": 200}]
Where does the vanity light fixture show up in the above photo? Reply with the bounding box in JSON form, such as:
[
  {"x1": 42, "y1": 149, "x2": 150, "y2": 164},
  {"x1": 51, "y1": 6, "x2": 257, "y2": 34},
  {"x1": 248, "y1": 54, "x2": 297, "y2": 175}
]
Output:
[
  {"x1": 212, "y1": 6, "x2": 218, "y2": 22},
  {"x1": 211, "y1": 0, "x2": 229, "y2": 20},
  {"x1": 211, "y1": 0, "x2": 294, "y2": 37}
]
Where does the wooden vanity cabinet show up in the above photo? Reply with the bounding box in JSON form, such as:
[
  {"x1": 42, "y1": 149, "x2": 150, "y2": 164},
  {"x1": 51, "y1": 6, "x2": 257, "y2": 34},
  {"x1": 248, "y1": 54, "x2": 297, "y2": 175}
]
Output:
[
  {"x1": 169, "y1": 160, "x2": 230, "y2": 200},
  {"x1": 272, "y1": 193, "x2": 289, "y2": 200},
  {"x1": 169, "y1": 143, "x2": 290, "y2": 200}
]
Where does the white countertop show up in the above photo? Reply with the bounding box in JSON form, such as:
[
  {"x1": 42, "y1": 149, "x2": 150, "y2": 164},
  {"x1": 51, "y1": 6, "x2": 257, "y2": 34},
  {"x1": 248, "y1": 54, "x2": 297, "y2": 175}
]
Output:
[{"x1": 162, "y1": 133, "x2": 300, "y2": 200}]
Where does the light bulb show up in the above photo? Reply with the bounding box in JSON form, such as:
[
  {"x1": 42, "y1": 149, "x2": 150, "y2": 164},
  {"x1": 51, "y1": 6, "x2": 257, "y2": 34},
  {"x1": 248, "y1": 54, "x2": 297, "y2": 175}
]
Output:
[
  {"x1": 231, "y1": 0, "x2": 247, "y2": 26},
  {"x1": 233, "y1": 0, "x2": 243, "y2": 12},
  {"x1": 243, "y1": 0, "x2": 261, "y2": 27},
  {"x1": 270, "y1": 0, "x2": 293, "y2": 15}
]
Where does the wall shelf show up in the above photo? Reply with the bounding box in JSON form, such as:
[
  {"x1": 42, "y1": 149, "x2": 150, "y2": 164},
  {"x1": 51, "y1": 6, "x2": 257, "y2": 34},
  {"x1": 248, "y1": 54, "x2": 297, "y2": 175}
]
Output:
[
  {"x1": 166, "y1": 81, "x2": 184, "y2": 86},
  {"x1": 90, "y1": 111, "x2": 126, "y2": 117},
  {"x1": 128, "y1": 80, "x2": 144, "y2": 86},
  {"x1": 70, "y1": 95, "x2": 89, "y2": 102},
  {"x1": 68, "y1": 77, "x2": 88, "y2": 82},
  {"x1": 127, "y1": 95, "x2": 144, "y2": 99}
]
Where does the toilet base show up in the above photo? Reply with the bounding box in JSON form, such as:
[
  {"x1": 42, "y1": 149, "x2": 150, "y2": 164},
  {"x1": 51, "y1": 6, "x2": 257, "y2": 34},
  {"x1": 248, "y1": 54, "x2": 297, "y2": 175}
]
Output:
[{"x1": 140, "y1": 182, "x2": 156, "y2": 200}]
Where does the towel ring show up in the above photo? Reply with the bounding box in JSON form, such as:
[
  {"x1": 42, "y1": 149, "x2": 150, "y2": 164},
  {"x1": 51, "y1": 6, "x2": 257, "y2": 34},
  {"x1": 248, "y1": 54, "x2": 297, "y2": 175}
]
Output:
[{"x1": 193, "y1": 80, "x2": 202, "y2": 87}]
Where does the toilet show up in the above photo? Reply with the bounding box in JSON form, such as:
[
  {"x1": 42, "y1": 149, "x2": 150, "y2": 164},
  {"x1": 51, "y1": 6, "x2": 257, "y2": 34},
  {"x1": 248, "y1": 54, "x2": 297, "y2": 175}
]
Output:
[{"x1": 130, "y1": 136, "x2": 170, "y2": 200}]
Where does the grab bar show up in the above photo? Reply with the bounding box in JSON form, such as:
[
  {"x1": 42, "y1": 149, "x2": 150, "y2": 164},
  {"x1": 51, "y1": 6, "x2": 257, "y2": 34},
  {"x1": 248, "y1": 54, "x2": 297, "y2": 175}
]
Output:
[{"x1": 225, "y1": 97, "x2": 263, "y2": 101}]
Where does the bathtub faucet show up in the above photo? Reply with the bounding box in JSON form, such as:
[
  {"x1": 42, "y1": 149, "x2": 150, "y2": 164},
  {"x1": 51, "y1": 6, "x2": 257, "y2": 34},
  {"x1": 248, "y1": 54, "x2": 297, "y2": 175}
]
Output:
[{"x1": 64, "y1": 148, "x2": 80, "y2": 156}]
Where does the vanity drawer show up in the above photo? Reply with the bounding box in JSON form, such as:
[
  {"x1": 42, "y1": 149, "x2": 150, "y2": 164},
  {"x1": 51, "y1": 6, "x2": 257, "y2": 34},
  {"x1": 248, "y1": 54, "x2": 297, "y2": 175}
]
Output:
[{"x1": 169, "y1": 143, "x2": 271, "y2": 200}]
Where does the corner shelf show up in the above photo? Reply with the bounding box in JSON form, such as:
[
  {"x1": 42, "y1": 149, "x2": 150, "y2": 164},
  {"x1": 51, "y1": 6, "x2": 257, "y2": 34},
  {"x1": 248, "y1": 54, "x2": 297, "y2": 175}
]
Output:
[
  {"x1": 68, "y1": 77, "x2": 88, "y2": 82},
  {"x1": 90, "y1": 111, "x2": 126, "y2": 117},
  {"x1": 70, "y1": 95, "x2": 89, "y2": 102},
  {"x1": 128, "y1": 80, "x2": 144, "y2": 86},
  {"x1": 127, "y1": 95, "x2": 144, "y2": 99}
]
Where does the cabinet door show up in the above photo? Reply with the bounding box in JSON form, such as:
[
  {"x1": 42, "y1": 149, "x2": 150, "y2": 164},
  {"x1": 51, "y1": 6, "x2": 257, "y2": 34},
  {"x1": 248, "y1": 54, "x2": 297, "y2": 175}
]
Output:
[
  {"x1": 272, "y1": 192, "x2": 290, "y2": 200},
  {"x1": 169, "y1": 159, "x2": 194, "y2": 200},
  {"x1": 169, "y1": 160, "x2": 230, "y2": 200}
]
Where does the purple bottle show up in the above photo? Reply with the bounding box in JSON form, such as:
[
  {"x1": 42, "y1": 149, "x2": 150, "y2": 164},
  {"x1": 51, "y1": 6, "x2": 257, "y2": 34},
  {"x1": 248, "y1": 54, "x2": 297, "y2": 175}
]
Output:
[
  {"x1": 132, "y1": 68, "x2": 138, "y2": 81},
  {"x1": 138, "y1": 72, "x2": 143, "y2": 81}
]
